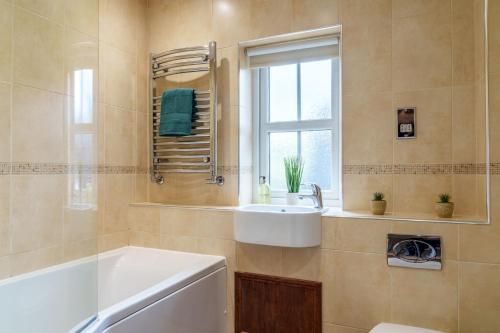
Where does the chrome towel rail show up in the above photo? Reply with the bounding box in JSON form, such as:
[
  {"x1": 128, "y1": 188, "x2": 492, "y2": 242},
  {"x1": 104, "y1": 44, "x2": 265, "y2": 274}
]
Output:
[{"x1": 149, "y1": 41, "x2": 224, "y2": 185}]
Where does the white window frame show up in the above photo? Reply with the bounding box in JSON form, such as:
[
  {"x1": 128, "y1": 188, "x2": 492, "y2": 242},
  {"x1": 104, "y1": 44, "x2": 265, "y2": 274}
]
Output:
[{"x1": 252, "y1": 57, "x2": 341, "y2": 206}]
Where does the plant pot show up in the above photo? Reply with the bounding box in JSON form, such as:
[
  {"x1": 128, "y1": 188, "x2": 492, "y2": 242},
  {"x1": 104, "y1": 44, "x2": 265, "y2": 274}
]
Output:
[
  {"x1": 371, "y1": 200, "x2": 387, "y2": 215},
  {"x1": 286, "y1": 193, "x2": 299, "y2": 205},
  {"x1": 435, "y1": 202, "x2": 454, "y2": 218}
]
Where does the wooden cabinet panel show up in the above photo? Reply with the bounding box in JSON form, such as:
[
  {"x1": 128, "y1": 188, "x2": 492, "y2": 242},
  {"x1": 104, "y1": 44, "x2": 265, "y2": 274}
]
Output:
[{"x1": 235, "y1": 272, "x2": 322, "y2": 333}]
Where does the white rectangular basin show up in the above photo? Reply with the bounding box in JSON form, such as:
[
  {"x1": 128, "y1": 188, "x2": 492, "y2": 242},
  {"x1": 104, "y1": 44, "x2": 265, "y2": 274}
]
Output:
[{"x1": 234, "y1": 205, "x2": 323, "y2": 248}]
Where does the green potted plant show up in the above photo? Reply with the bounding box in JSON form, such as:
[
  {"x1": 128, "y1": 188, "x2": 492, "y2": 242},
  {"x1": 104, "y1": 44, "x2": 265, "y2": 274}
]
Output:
[
  {"x1": 284, "y1": 156, "x2": 304, "y2": 205},
  {"x1": 371, "y1": 192, "x2": 387, "y2": 215},
  {"x1": 435, "y1": 193, "x2": 454, "y2": 218}
]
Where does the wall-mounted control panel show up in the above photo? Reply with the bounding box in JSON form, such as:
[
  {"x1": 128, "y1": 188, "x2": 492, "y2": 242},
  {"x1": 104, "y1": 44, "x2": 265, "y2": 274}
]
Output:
[{"x1": 387, "y1": 234, "x2": 441, "y2": 270}]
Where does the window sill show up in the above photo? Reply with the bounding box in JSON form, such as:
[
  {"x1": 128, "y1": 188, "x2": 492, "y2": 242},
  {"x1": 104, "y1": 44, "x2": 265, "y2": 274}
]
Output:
[
  {"x1": 322, "y1": 207, "x2": 488, "y2": 225},
  {"x1": 129, "y1": 202, "x2": 488, "y2": 225}
]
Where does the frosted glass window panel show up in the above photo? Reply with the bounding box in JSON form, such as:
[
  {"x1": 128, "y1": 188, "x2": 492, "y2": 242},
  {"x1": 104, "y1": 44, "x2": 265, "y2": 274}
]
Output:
[
  {"x1": 269, "y1": 132, "x2": 298, "y2": 190},
  {"x1": 300, "y1": 60, "x2": 331, "y2": 120},
  {"x1": 269, "y1": 64, "x2": 297, "y2": 122},
  {"x1": 301, "y1": 130, "x2": 332, "y2": 190}
]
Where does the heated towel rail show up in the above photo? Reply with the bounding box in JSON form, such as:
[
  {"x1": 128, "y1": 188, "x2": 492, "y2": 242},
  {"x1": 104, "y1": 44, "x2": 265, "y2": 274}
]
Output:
[{"x1": 149, "y1": 41, "x2": 223, "y2": 185}]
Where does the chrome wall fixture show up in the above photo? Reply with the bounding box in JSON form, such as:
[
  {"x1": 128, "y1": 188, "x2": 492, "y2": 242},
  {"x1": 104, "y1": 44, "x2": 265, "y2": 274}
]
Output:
[
  {"x1": 149, "y1": 41, "x2": 224, "y2": 185},
  {"x1": 387, "y1": 234, "x2": 442, "y2": 270}
]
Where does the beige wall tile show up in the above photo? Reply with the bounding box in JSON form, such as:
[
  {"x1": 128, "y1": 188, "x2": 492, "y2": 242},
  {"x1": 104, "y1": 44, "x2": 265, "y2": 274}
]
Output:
[
  {"x1": 488, "y1": 0, "x2": 500, "y2": 75},
  {"x1": 392, "y1": 220, "x2": 459, "y2": 260},
  {"x1": 63, "y1": 237, "x2": 97, "y2": 261},
  {"x1": 340, "y1": 0, "x2": 391, "y2": 28},
  {"x1": 212, "y1": 0, "x2": 253, "y2": 49},
  {"x1": 323, "y1": 218, "x2": 392, "y2": 254},
  {"x1": 63, "y1": 207, "x2": 98, "y2": 243},
  {"x1": 197, "y1": 237, "x2": 236, "y2": 268},
  {"x1": 390, "y1": 262, "x2": 459, "y2": 333},
  {"x1": 129, "y1": 230, "x2": 160, "y2": 248},
  {"x1": 10, "y1": 246, "x2": 63, "y2": 276},
  {"x1": 342, "y1": 174, "x2": 393, "y2": 212},
  {"x1": 342, "y1": 22, "x2": 391, "y2": 64},
  {"x1": 0, "y1": 256, "x2": 10, "y2": 279},
  {"x1": 15, "y1": 0, "x2": 64, "y2": 24},
  {"x1": 197, "y1": 209, "x2": 234, "y2": 240},
  {"x1": 489, "y1": 74, "x2": 500, "y2": 162},
  {"x1": 460, "y1": 262, "x2": 500, "y2": 332},
  {"x1": 0, "y1": 177, "x2": 10, "y2": 257},
  {"x1": 452, "y1": 175, "x2": 478, "y2": 217},
  {"x1": 128, "y1": 205, "x2": 160, "y2": 233},
  {"x1": 248, "y1": 0, "x2": 292, "y2": 40},
  {"x1": 99, "y1": 43, "x2": 137, "y2": 111},
  {"x1": 460, "y1": 178, "x2": 500, "y2": 264},
  {"x1": 452, "y1": 0, "x2": 478, "y2": 86},
  {"x1": 393, "y1": 88, "x2": 452, "y2": 164},
  {"x1": 342, "y1": 54, "x2": 391, "y2": 95},
  {"x1": 282, "y1": 247, "x2": 321, "y2": 281},
  {"x1": 99, "y1": 0, "x2": 138, "y2": 54},
  {"x1": 452, "y1": 85, "x2": 477, "y2": 163},
  {"x1": 160, "y1": 234, "x2": 199, "y2": 253},
  {"x1": 392, "y1": 1, "x2": 452, "y2": 91},
  {"x1": 324, "y1": 324, "x2": 367, "y2": 333},
  {"x1": 102, "y1": 174, "x2": 135, "y2": 233},
  {"x1": 343, "y1": 93, "x2": 393, "y2": 164},
  {"x1": 0, "y1": 1, "x2": 12, "y2": 82},
  {"x1": 104, "y1": 105, "x2": 136, "y2": 166},
  {"x1": 392, "y1": 0, "x2": 449, "y2": 19},
  {"x1": 64, "y1": 0, "x2": 99, "y2": 38},
  {"x1": 134, "y1": 174, "x2": 148, "y2": 202},
  {"x1": 160, "y1": 207, "x2": 200, "y2": 237},
  {"x1": 13, "y1": 8, "x2": 64, "y2": 93},
  {"x1": 321, "y1": 250, "x2": 390, "y2": 329},
  {"x1": 0, "y1": 82, "x2": 10, "y2": 161},
  {"x1": 148, "y1": 0, "x2": 213, "y2": 53},
  {"x1": 236, "y1": 242, "x2": 283, "y2": 276},
  {"x1": 11, "y1": 175, "x2": 64, "y2": 253},
  {"x1": 12, "y1": 85, "x2": 65, "y2": 163},
  {"x1": 98, "y1": 230, "x2": 128, "y2": 252},
  {"x1": 135, "y1": 111, "x2": 148, "y2": 169},
  {"x1": 291, "y1": 0, "x2": 339, "y2": 31}
]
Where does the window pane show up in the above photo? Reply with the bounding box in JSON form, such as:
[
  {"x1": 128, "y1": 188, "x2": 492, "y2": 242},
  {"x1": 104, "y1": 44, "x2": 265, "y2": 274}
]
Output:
[
  {"x1": 269, "y1": 132, "x2": 297, "y2": 190},
  {"x1": 301, "y1": 130, "x2": 332, "y2": 190},
  {"x1": 300, "y1": 60, "x2": 331, "y2": 120},
  {"x1": 270, "y1": 64, "x2": 297, "y2": 122}
]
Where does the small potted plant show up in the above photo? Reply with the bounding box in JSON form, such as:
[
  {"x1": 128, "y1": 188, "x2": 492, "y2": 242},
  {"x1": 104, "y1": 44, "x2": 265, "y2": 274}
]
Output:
[
  {"x1": 435, "y1": 193, "x2": 454, "y2": 218},
  {"x1": 371, "y1": 192, "x2": 387, "y2": 215},
  {"x1": 284, "y1": 156, "x2": 304, "y2": 205}
]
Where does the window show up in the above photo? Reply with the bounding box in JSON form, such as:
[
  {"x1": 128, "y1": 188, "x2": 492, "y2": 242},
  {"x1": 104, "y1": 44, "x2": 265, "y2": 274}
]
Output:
[{"x1": 249, "y1": 34, "x2": 341, "y2": 204}]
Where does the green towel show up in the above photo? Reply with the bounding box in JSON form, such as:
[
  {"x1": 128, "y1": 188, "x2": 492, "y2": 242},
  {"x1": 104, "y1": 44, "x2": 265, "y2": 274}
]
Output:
[{"x1": 159, "y1": 88, "x2": 195, "y2": 136}]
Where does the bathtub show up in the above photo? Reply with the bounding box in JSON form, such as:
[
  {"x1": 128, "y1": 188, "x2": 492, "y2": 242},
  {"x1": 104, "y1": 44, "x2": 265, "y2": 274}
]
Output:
[{"x1": 0, "y1": 246, "x2": 227, "y2": 333}]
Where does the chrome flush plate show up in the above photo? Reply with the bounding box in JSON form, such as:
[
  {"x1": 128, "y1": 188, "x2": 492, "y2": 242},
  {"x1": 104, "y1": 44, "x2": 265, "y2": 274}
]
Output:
[{"x1": 387, "y1": 234, "x2": 442, "y2": 270}]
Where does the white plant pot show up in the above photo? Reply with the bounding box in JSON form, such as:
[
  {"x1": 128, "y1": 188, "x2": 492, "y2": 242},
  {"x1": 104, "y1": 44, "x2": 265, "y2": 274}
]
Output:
[{"x1": 286, "y1": 193, "x2": 299, "y2": 205}]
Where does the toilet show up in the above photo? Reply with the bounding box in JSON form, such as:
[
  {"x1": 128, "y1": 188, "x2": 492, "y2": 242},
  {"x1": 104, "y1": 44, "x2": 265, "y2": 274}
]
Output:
[{"x1": 370, "y1": 323, "x2": 445, "y2": 333}]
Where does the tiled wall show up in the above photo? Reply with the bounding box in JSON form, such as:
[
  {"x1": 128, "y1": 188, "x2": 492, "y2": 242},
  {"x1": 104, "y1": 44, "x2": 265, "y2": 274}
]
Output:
[
  {"x1": 128, "y1": 194, "x2": 500, "y2": 333},
  {"x1": 135, "y1": 1, "x2": 500, "y2": 332},
  {"x1": 145, "y1": 0, "x2": 492, "y2": 219},
  {"x1": 0, "y1": 0, "x2": 149, "y2": 278},
  {"x1": 97, "y1": 0, "x2": 149, "y2": 252},
  {"x1": 0, "y1": 0, "x2": 101, "y2": 278},
  {"x1": 341, "y1": 0, "x2": 488, "y2": 218}
]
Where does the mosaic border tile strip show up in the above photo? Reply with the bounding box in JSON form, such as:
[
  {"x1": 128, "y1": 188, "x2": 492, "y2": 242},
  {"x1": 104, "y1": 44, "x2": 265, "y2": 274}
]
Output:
[
  {"x1": 343, "y1": 163, "x2": 500, "y2": 175},
  {"x1": 0, "y1": 163, "x2": 139, "y2": 175}
]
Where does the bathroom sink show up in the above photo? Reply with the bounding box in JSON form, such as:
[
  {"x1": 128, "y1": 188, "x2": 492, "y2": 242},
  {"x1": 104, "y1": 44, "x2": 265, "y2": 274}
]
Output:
[{"x1": 234, "y1": 205, "x2": 323, "y2": 248}]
